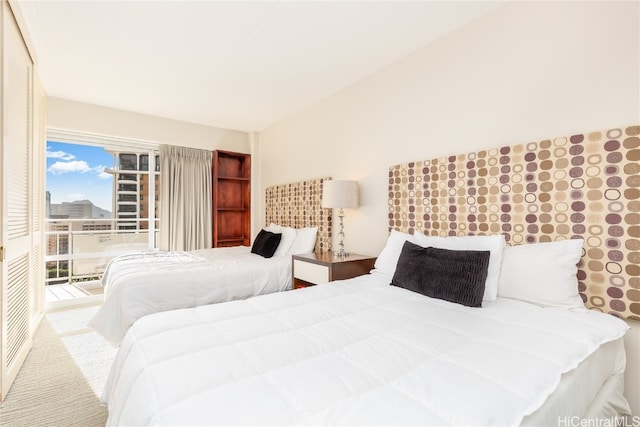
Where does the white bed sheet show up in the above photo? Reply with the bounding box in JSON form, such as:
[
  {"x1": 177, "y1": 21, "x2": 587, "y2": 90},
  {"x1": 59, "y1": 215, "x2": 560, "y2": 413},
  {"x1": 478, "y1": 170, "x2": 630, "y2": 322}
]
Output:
[
  {"x1": 102, "y1": 271, "x2": 629, "y2": 426},
  {"x1": 89, "y1": 246, "x2": 291, "y2": 346},
  {"x1": 523, "y1": 338, "x2": 627, "y2": 425}
]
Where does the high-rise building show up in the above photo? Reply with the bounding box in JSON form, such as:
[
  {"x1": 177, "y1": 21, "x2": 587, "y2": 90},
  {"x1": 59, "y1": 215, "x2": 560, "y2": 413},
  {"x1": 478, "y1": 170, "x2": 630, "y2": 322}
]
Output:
[
  {"x1": 105, "y1": 151, "x2": 160, "y2": 230},
  {"x1": 50, "y1": 200, "x2": 93, "y2": 218},
  {"x1": 48, "y1": 199, "x2": 111, "y2": 219},
  {"x1": 47, "y1": 221, "x2": 69, "y2": 256}
]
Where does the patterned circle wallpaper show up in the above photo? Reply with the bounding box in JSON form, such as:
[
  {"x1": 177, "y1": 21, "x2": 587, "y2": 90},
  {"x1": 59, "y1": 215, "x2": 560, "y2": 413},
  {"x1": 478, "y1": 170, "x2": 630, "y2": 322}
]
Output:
[
  {"x1": 265, "y1": 177, "x2": 332, "y2": 253},
  {"x1": 388, "y1": 125, "x2": 640, "y2": 320}
]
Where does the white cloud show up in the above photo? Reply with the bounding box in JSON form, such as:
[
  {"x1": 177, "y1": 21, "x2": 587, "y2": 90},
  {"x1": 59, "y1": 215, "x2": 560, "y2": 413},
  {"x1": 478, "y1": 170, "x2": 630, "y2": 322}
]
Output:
[
  {"x1": 94, "y1": 165, "x2": 112, "y2": 180},
  {"x1": 46, "y1": 149, "x2": 75, "y2": 161},
  {"x1": 48, "y1": 160, "x2": 91, "y2": 175}
]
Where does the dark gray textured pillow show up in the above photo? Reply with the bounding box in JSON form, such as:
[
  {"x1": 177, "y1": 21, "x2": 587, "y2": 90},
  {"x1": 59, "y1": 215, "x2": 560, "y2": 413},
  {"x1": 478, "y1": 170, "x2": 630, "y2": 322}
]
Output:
[
  {"x1": 251, "y1": 229, "x2": 282, "y2": 258},
  {"x1": 391, "y1": 241, "x2": 490, "y2": 308}
]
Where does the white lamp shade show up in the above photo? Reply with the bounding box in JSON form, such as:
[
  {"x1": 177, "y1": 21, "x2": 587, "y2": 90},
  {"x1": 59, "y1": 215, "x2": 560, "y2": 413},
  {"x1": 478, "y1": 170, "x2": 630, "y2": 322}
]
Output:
[{"x1": 322, "y1": 180, "x2": 359, "y2": 209}]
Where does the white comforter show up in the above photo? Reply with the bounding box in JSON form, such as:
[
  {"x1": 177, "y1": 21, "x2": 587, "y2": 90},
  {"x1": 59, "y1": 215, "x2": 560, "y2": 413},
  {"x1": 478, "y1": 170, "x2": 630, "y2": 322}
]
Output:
[
  {"x1": 102, "y1": 271, "x2": 629, "y2": 426},
  {"x1": 89, "y1": 246, "x2": 291, "y2": 346}
]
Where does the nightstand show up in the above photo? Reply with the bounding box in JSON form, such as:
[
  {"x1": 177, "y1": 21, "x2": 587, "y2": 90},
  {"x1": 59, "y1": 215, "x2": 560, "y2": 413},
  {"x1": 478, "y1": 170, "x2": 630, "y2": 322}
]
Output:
[{"x1": 292, "y1": 252, "x2": 376, "y2": 289}]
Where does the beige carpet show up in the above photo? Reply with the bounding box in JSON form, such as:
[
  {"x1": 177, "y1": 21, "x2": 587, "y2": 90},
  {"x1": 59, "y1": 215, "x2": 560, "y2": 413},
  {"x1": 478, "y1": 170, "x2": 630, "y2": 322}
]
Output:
[{"x1": 0, "y1": 306, "x2": 117, "y2": 427}]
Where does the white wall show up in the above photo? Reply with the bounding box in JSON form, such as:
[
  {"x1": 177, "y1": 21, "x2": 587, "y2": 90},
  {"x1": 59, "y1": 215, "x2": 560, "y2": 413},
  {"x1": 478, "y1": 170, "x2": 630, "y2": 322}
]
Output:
[
  {"x1": 258, "y1": 0, "x2": 639, "y2": 254},
  {"x1": 258, "y1": 0, "x2": 640, "y2": 415},
  {"x1": 47, "y1": 97, "x2": 250, "y2": 152}
]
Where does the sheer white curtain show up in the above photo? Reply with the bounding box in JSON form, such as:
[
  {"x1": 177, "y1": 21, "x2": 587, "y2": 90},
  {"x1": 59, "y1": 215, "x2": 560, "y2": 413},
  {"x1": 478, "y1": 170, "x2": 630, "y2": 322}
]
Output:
[{"x1": 159, "y1": 145, "x2": 212, "y2": 251}]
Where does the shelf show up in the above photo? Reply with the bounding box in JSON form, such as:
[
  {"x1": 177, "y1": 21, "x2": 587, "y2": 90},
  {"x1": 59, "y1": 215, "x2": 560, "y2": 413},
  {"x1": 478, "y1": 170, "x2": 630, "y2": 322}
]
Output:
[
  {"x1": 217, "y1": 176, "x2": 250, "y2": 181},
  {"x1": 213, "y1": 150, "x2": 251, "y2": 248}
]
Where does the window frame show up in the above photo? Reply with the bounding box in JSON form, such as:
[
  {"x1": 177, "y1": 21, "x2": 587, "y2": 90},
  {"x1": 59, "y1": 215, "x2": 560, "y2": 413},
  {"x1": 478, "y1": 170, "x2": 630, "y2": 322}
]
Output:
[{"x1": 47, "y1": 128, "x2": 161, "y2": 250}]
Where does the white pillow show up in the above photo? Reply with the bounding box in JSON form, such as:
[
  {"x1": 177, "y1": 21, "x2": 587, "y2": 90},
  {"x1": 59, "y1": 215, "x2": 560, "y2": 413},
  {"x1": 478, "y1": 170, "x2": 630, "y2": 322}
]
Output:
[
  {"x1": 289, "y1": 227, "x2": 318, "y2": 254},
  {"x1": 373, "y1": 230, "x2": 416, "y2": 276},
  {"x1": 497, "y1": 239, "x2": 585, "y2": 310},
  {"x1": 413, "y1": 233, "x2": 505, "y2": 302},
  {"x1": 266, "y1": 223, "x2": 297, "y2": 257}
]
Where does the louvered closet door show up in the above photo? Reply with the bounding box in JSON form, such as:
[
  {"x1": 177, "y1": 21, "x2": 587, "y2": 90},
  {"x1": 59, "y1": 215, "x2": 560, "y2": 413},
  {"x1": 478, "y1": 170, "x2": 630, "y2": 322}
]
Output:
[
  {"x1": 0, "y1": 0, "x2": 35, "y2": 402},
  {"x1": 30, "y1": 77, "x2": 45, "y2": 320}
]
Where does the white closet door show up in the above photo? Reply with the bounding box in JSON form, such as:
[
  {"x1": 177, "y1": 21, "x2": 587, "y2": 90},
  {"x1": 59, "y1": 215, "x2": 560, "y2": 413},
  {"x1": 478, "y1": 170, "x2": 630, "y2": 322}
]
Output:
[
  {"x1": 0, "y1": 0, "x2": 35, "y2": 401},
  {"x1": 30, "y1": 76, "x2": 46, "y2": 321}
]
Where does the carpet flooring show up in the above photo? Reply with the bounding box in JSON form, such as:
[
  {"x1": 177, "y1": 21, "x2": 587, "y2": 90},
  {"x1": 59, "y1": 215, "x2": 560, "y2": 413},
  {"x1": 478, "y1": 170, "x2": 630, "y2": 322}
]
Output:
[{"x1": 0, "y1": 306, "x2": 117, "y2": 427}]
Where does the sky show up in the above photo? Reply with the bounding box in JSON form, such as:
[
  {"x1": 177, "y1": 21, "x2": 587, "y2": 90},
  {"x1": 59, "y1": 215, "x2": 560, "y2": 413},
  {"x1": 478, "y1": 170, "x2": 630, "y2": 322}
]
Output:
[{"x1": 46, "y1": 141, "x2": 113, "y2": 212}]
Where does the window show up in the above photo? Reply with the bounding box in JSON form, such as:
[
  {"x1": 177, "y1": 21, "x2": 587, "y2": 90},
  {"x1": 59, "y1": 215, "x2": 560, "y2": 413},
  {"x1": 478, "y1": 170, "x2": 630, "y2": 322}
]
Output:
[
  {"x1": 139, "y1": 154, "x2": 149, "y2": 171},
  {"x1": 119, "y1": 153, "x2": 137, "y2": 170},
  {"x1": 118, "y1": 183, "x2": 137, "y2": 192},
  {"x1": 45, "y1": 131, "x2": 164, "y2": 288}
]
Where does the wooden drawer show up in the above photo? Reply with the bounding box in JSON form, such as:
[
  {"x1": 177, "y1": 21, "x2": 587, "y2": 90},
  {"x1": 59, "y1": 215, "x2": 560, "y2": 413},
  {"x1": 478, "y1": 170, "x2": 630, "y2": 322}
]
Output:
[
  {"x1": 291, "y1": 252, "x2": 376, "y2": 290},
  {"x1": 293, "y1": 259, "x2": 329, "y2": 284}
]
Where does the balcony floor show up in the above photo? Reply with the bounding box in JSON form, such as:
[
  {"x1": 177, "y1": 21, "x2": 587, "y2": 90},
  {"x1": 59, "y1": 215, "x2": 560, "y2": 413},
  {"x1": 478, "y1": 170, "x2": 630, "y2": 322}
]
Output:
[{"x1": 45, "y1": 283, "x2": 104, "y2": 312}]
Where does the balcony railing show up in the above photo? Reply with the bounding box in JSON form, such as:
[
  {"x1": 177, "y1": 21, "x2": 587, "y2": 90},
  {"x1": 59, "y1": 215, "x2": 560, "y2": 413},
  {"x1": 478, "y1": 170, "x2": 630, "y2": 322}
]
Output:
[{"x1": 45, "y1": 218, "x2": 160, "y2": 286}]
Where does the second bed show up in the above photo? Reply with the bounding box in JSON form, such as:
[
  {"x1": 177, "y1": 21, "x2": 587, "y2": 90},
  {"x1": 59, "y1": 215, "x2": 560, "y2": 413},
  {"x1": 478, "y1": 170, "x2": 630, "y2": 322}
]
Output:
[{"x1": 89, "y1": 177, "x2": 332, "y2": 346}]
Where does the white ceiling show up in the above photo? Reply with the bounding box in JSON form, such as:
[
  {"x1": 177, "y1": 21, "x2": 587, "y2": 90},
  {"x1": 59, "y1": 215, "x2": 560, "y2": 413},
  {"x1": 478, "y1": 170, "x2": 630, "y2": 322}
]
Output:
[{"x1": 15, "y1": 1, "x2": 504, "y2": 132}]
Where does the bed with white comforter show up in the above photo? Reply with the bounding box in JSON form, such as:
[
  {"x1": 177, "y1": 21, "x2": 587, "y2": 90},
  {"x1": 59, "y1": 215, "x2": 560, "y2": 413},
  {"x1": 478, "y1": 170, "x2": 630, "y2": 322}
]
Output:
[
  {"x1": 102, "y1": 271, "x2": 629, "y2": 426},
  {"x1": 89, "y1": 246, "x2": 291, "y2": 346}
]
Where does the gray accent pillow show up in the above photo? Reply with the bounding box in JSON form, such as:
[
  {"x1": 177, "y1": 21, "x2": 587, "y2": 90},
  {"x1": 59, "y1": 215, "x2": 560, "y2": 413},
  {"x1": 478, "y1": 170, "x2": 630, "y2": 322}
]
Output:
[
  {"x1": 251, "y1": 229, "x2": 282, "y2": 258},
  {"x1": 391, "y1": 241, "x2": 490, "y2": 308}
]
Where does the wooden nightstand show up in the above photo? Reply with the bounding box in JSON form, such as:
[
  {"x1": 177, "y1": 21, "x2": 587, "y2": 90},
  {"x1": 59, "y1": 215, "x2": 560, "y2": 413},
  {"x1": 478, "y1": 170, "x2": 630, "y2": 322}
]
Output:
[{"x1": 292, "y1": 252, "x2": 376, "y2": 289}]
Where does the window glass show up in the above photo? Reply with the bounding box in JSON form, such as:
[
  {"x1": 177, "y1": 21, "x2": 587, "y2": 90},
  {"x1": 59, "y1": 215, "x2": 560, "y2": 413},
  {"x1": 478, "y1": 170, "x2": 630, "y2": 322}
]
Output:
[
  {"x1": 119, "y1": 153, "x2": 137, "y2": 170},
  {"x1": 139, "y1": 154, "x2": 149, "y2": 171},
  {"x1": 118, "y1": 183, "x2": 137, "y2": 192}
]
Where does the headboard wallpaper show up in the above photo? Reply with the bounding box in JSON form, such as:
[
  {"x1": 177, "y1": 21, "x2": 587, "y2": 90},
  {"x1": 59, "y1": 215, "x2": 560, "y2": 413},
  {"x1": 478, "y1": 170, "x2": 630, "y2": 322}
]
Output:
[
  {"x1": 265, "y1": 177, "x2": 332, "y2": 252},
  {"x1": 388, "y1": 125, "x2": 640, "y2": 320}
]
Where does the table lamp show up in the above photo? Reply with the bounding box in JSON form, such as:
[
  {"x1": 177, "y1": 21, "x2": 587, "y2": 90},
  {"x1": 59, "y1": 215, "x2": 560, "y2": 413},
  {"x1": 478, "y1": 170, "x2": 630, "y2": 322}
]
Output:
[{"x1": 322, "y1": 180, "x2": 359, "y2": 257}]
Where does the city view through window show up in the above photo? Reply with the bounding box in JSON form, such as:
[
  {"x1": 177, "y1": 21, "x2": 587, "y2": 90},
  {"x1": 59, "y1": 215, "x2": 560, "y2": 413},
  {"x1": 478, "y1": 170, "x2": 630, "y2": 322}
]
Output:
[
  {"x1": 46, "y1": 141, "x2": 160, "y2": 286},
  {"x1": 47, "y1": 142, "x2": 114, "y2": 215}
]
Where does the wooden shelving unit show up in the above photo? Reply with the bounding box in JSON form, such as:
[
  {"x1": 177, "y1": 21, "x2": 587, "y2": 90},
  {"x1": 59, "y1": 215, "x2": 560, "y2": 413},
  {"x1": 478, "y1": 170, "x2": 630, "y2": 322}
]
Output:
[{"x1": 212, "y1": 150, "x2": 251, "y2": 247}]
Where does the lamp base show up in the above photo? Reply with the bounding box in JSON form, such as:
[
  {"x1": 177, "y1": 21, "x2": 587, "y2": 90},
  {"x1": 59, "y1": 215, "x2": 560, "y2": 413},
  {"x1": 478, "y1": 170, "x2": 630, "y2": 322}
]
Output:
[{"x1": 335, "y1": 208, "x2": 349, "y2": 259}]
